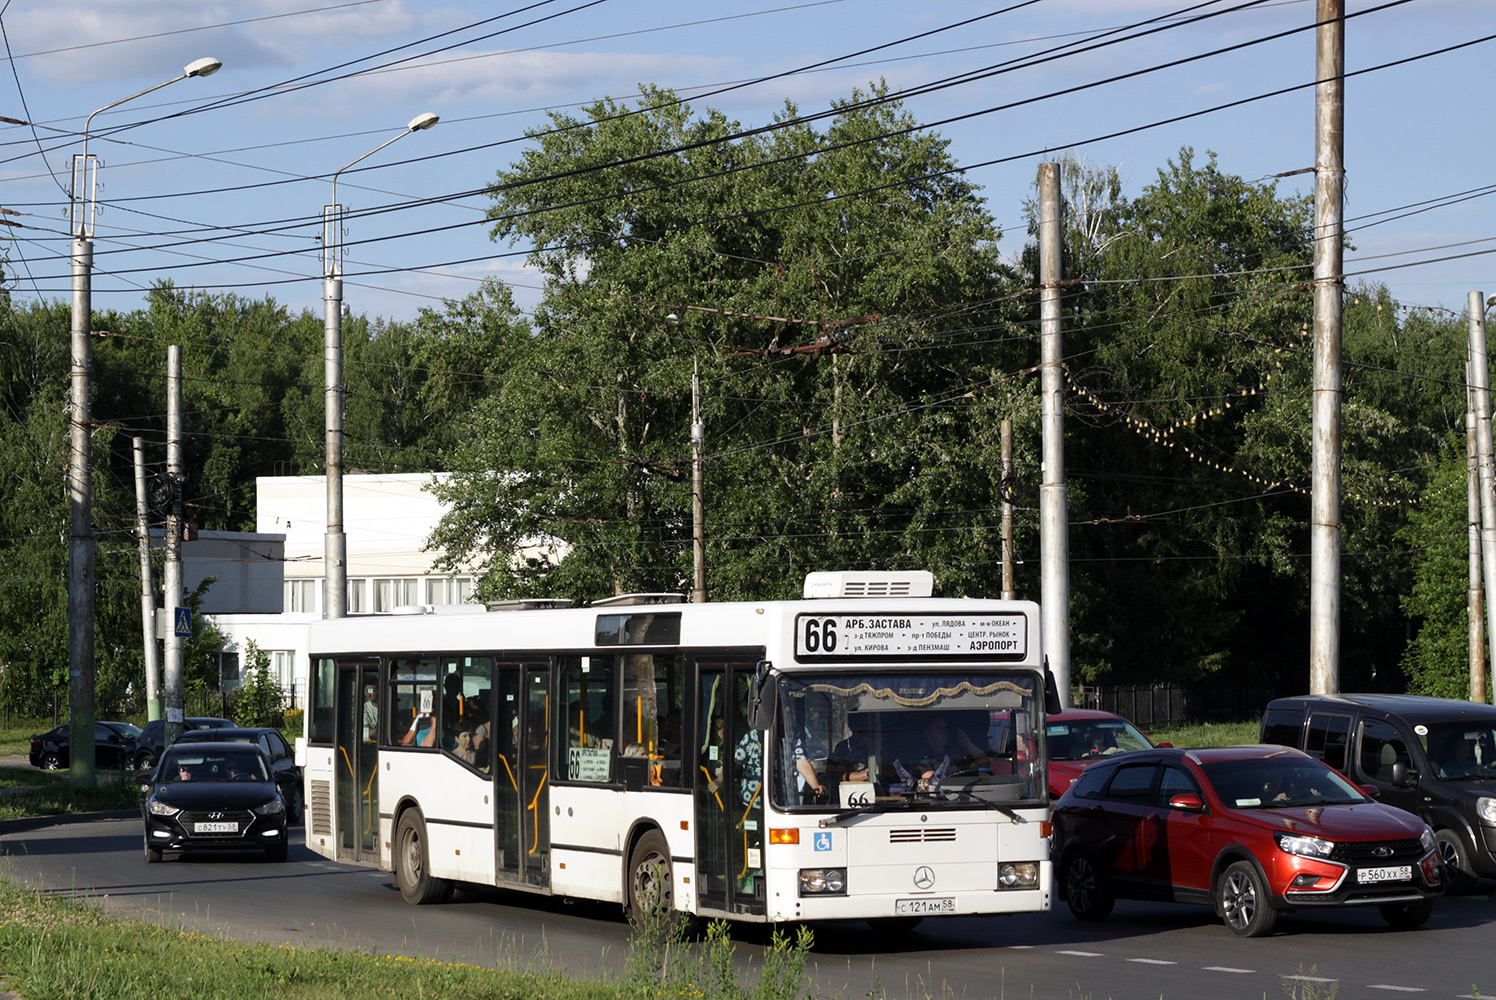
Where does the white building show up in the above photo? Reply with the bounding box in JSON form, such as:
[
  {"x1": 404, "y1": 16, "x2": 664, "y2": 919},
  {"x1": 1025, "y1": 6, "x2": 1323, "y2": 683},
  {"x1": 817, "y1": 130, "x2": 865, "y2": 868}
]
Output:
[{"x1": 187, "y1": 473, "x2": 481, "y2": 702}]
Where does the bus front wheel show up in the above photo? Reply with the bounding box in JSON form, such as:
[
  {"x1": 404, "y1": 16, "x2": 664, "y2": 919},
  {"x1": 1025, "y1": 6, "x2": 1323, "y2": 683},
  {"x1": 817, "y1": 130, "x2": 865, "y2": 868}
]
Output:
[
  {"x1": 627, "y1": 829, "x2": 677, "y2": 927},
  {"x1": 394, "y1": 810, "x2": 452, "y2": 905}
]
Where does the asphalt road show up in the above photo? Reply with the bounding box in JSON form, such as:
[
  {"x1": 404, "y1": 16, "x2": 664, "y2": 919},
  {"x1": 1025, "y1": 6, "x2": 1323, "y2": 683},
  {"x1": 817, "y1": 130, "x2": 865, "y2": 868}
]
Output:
[{"x1": 1, "y1": 816, "x2": 1492, "y2": 999}]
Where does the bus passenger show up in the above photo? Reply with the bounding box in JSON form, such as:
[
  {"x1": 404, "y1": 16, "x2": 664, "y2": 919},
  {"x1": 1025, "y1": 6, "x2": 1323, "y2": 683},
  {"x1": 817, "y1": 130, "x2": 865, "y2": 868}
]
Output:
[
  {"x1": 399, "y1": 713, "x2": 436, "y2": 747},
  {"x1": 453, "y1": 730, "x2": 477, "y2": 764}
]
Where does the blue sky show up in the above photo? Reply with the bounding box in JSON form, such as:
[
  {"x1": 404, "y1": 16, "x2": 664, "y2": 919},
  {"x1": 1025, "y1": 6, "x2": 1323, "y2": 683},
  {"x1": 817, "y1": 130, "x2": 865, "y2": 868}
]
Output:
[{"x1": 1, "y1": 0, "x2": 1491, "y2": 325}]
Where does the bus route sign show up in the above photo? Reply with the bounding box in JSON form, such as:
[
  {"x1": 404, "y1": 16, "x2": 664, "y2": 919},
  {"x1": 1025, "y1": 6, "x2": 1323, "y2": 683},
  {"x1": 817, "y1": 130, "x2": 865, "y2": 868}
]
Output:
[{"x1": 793, "y1": 612, "x2": 1027, "y2": 662}]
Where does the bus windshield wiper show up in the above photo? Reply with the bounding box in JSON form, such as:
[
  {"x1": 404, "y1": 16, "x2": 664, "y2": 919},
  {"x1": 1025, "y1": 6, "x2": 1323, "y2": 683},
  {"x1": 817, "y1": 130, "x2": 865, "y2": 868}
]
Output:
[{"x1": 936, "y1": 785, "x2": 1022, "y2": 820}]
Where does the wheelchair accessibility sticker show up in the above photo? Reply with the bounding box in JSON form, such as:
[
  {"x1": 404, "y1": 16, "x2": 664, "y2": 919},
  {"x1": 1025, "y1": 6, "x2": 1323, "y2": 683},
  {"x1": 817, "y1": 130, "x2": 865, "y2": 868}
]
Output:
[{"x1": 813, "y1": 832, "x2": 833, "y2": 852}]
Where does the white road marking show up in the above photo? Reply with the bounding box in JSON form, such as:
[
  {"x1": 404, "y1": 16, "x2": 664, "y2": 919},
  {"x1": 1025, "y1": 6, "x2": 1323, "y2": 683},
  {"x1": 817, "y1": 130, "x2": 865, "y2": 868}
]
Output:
[
  {"x1": 1055, "y1": 950, "x2": 1104, "y2": 957},
  {"x1": 1203, "y1": 967, "x2": 1254, "y2": 974},
  {"x1": 1366, "y1": 987, "x2": 1424, "y2": 993},
  {"x1": 1126, "y1": 958, "x2": 1177, "y2": 965}
]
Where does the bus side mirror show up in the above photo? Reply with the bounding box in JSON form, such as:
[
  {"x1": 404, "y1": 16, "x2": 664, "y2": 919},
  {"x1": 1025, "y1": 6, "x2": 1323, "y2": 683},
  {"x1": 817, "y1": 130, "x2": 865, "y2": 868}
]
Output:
[
  {"x1": 747, "y1": 660, "x2": 778, "y2": 731},
  {"x1": 1043, "y1": 664, "x2": 1062, "y2": 716}
]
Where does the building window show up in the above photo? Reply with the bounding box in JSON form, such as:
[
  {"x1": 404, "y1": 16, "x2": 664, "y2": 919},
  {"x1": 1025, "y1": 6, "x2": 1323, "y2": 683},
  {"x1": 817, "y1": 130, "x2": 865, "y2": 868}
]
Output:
[
  {"x1": 272, "y1": 651, "x2": 295, "y2": 690},
  {"x1": 425, "y1": 576, "x2": 475, "y2": 605},
  {"x1": 348, "y1": 579, "x2": 367, "y2": 614},
  {"x1": 373, "y1": 578, "x2": 418, "y2": 613},
  {"x1": 285, "y1": 579, "x2": 318, "y2": 614},
  {"x1": 219, "y1": 651, "x2": 241, "y2": 688}
]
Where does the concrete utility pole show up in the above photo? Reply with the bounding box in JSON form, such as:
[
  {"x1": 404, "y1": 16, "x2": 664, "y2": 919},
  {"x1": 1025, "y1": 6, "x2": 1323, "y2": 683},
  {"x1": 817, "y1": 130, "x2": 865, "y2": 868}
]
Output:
[
  {"x1": 163, "y1": 347, "x2": 185, "y2": 746},
  {"x1": 133, "y1": 437, "x2": 162, "y2": 722},
  {"x1": 1038, "y1": 162, "x2": 1070, "y2": 705},
  {"x1": 66, "y1": 57, "x2": 221, "y2": 789},
  {"x1": 1467, "y1": 295, "x2": 1496, "y2": 701},
  {"x1": 1001, "y1": 418, "x2": 1016, "y2": 601},
  {"x1": 1468, "y1": 358, "x2": 1489, "y2": 704},
  {"x1": 322, "y1": 112, "x2": 438, "y2": 620},
  {"x1": 1308, "y1": 0, "x2": 1345, "y2": 695},
  {"x1": 691, "y1": 360, "x2": 706, "y2": 604}
]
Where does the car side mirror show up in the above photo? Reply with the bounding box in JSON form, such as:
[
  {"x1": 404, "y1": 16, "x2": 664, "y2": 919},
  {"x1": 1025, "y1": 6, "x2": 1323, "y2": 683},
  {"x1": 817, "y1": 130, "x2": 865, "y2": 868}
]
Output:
[
  {"x1": 137, "y1": 778, "x2": 154, "y2": 792},
  {"x1": 1359, "y1": 784, "x2": 1381, "y2": 799},
  {"x1": 1155, "y1": 741, "x2": 1174, "y2": 749},
  {"x1": 1390, "y1": 761, "x2": 1418, "y2": 788},
  {"x1": 1167, "y1": 792, "x2": 1204, "y2": 812}
]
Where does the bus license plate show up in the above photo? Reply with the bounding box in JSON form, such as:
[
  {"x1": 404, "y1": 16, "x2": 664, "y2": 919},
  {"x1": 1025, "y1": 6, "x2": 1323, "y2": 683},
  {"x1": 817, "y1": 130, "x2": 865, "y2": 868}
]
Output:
[
  {"x1": 896, "y1": 897, "x2": 955, "y2": 915},
  {"x1": 194, "y1": 822, "x2": 238, "y2": 834},
  {"x1": 1357, "y1": 865, "x2": 1411, "y2": 884}
]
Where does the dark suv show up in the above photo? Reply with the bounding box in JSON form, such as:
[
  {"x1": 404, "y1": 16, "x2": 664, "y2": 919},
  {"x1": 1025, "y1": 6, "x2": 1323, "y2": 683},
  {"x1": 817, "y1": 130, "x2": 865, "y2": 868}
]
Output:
[
  {"x1": 1261, "y1": 694, "x2": 1496, "y2": 891},
  {"x1": 130, "y1": 717, "x2": 235, "y2": 770}
]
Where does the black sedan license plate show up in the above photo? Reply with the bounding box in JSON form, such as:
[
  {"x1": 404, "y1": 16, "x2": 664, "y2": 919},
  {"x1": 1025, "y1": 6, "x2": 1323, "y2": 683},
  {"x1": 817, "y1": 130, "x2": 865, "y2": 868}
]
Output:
[
  {"x1": 194, "y1": 821, "x2": 238, "y2": 834},
  {"x1": 1357, "y1": 865, "x2": 1411, "y2": 884},
  {"x1": 895, "y1": 897, "x2": 955, "y2": 915}
]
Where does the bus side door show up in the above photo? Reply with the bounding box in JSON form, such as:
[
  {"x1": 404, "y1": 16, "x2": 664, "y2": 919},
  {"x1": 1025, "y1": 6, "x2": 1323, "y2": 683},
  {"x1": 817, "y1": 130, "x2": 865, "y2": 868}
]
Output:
[{"x1": 693, "y1": 659, "x2": 767, "y2": 917}]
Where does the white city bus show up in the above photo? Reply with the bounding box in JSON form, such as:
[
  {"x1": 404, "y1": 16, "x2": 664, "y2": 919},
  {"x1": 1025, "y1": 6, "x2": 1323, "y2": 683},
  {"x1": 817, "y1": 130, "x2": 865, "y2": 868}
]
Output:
[{"x1": 300, "y1": 571, "x2": 1056, "y2": 926}]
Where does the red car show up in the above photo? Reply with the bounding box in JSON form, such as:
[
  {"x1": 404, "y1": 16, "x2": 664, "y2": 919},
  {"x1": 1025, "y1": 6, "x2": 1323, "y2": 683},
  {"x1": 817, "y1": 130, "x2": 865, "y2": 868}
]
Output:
[
  {"x1": 1046, "y1": 709, "x2": 1160, "y2": 799},
  {"x1": 1052, "y1": 745, "x2": 1442, "y2": 936}
]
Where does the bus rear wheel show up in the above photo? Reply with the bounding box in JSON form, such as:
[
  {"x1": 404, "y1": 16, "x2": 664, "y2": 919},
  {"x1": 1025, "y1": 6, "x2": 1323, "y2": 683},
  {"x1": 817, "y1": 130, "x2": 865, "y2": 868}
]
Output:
[{"x1": 395, "y1": 810, "x2": 452, "y2": 905}]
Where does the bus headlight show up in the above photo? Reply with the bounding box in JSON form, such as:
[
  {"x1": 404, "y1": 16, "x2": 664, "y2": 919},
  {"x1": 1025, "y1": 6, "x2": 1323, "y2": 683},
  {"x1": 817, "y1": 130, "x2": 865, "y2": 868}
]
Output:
[
  {"x1": 799, "y1": 868, "x2": 847, "y2": 896},
  {"x1": 997, "y1": 862, "x2": 1039, "y2": 889}
]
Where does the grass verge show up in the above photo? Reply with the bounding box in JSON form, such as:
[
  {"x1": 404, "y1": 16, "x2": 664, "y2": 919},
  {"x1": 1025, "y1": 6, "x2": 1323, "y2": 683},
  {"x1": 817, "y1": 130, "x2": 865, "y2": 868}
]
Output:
[
  {"x1": 0, "y1": 877, "x2": 615, "y2": 1000},
  {"x1": 1147, "y1": 719, "x2": 1260, "y2": 748},
  {"x1": 0, "y1": 768, "x2": 139, "y2": 821}
]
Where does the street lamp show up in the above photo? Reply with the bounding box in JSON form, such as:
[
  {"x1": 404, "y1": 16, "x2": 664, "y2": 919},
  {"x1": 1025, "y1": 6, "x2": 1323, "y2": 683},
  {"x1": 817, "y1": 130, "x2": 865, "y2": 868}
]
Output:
[
  {"x1": 68, "y1": 57, "x2": 222, "y2": 788},
  {"x1": 322, "y1": 112, "x2": 438, "y2": 619}
]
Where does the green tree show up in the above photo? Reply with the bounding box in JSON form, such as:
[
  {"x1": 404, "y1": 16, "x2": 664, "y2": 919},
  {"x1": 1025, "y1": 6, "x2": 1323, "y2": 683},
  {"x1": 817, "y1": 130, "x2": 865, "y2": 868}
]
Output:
[{"x1": 430, "y1": 84, "x2": 1032, "y2": 602}]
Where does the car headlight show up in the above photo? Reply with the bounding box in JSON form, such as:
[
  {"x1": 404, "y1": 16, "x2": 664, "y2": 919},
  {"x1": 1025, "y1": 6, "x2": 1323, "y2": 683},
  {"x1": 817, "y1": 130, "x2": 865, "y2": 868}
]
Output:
[
  {"x1": 1478, "y1": 797, "x2": 1496, "y2": 826},
  {"x1": 1275, "y1": 831, "x2": 1335, "y2": 859},
  {"x1": 798, "y1": 868, "x2": 846, "y2": 896},
  {"x1": 147, "y1": 799, "x2": 179, "y2": 817},
  {"x1": 998, "y1": 862, "x2": 1039, "y2": 889},
  {"x1": 252, "y1": 798, "x2": 284, "y2": 816},
  {"x1": 1420, "y1": 826, "x2": 1435, "y2": 852}
]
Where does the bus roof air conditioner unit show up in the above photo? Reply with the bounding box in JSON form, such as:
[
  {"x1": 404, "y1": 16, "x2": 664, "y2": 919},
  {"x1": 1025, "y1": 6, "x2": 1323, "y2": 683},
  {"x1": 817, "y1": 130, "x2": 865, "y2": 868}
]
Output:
[{"x1": 803, "y1": 571, "x2": 934, "y2": 599}]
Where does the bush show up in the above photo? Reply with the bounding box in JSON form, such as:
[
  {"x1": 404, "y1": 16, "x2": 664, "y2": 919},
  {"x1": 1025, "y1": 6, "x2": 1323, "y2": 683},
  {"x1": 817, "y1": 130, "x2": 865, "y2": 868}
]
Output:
[
  {"x1": 282, "y1": 708, "x2": 303, "y2": 741},
  {"x1": 228, "y1": 641, "x2": 285, "y2": 729}
]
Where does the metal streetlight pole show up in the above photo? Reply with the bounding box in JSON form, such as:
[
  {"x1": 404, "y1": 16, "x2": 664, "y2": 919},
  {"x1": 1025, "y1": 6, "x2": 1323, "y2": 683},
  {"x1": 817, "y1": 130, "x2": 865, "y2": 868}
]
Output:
[
  {"x1": 67, "y1": 57, "x2": 221, "y2": 789},
  {"x1": 322, "y1": 112, "x2": 438, "y2": 620}
]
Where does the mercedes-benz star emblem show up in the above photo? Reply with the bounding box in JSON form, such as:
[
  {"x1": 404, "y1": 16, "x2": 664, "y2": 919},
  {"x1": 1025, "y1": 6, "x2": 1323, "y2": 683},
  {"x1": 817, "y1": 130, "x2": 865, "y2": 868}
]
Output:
[{"x1": 913, "y1": 866, "x2": 936, "y2": 890}]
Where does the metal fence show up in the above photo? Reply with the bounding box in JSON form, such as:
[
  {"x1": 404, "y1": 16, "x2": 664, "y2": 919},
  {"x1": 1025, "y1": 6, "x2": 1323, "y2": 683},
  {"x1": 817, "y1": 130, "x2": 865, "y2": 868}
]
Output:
[
  {"x1": 6, "y1": 686, "x2": 300, "y2": 730},
  {"x1": 1072, "y1": 677, "x2": 1283, "y2": 728}
]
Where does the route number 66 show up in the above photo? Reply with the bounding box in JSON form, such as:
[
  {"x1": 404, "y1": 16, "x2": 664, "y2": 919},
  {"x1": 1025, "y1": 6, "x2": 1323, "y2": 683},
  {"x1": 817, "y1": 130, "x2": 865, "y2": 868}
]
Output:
[{"x1": 802, "y1": 617, "x2": 838, "y2": 653}]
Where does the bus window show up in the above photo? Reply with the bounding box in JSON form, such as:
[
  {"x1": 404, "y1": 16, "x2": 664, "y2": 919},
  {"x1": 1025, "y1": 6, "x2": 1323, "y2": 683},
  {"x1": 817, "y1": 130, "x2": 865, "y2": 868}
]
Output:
[
  {"x1": 620, "y1": 652, "x2": 684, "y2": 788},
  {"x1": 439, "y1": 656, "x2": 492, "y2": 769},
  {"x1": 389, "y1": 658, "x2": 438, "y2": 749},
  {"x1": 561, "y1": 656, "x2": 616, "y2": 782}
]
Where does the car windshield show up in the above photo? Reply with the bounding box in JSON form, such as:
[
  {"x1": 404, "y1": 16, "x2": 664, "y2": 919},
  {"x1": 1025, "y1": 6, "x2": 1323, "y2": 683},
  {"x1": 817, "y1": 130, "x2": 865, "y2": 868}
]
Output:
[
  {"x1": 772, "y1": 670, "x2": 1046, "y2": 811},
  {"x1": 1047, "y1": 718, "x2": 1153, "y2": 760},
  {"x1": 1201, "y1": 756, "x2": 1365, "y2": 808},
  {"x1": 162, "y1": 750, "x2": 269, "y2": 783},
  {"x1": 107, "y1": 722, "x2": 143, "y2": 739},
  {"x1": 1418, "y1": 721, "x2": 1496, "y2": 780}
]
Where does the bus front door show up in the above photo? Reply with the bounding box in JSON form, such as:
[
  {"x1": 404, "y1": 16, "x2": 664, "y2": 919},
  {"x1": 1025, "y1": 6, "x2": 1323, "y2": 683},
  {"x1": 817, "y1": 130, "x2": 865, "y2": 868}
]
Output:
[
  {"x1": 694, "y1": 661, "x2": 767, "y2": 917},
  {"x1": 334, "y1": 661, "x2": 380, "y2": 864},
  {"x1": 494, "y1": 663, "x2": 550, "y2": 889}
]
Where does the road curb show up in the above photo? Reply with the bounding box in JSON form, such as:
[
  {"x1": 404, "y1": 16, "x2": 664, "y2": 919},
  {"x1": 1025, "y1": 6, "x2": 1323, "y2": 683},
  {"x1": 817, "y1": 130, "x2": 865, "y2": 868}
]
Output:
[{"x1": 0, "y1": 810, "x2": 136, "y2": 836}]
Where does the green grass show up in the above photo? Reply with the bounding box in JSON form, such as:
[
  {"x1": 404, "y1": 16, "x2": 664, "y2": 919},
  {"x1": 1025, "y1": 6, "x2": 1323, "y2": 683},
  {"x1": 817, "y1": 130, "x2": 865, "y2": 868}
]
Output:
[
  {"x1": 0, "y1": 878, "x2": 616, "y2": 1000},
  {"x1": 1147, "y1": 719, "x2": 1260, "y2": 748},
  {"x1": 0, "y1": 769, "x2": 140, "y2": 821}
]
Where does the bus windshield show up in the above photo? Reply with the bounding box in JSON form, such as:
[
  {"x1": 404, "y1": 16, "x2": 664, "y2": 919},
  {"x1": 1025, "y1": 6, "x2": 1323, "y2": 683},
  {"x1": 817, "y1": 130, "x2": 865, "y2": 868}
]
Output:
[{"x1": 772, "y1": 671, "x2": 1045, "y2": 811}]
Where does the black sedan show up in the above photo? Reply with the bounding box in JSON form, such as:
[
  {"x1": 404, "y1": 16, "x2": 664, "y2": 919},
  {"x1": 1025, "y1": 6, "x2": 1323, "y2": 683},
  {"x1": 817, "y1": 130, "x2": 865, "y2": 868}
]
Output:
[
  {"x1": 139, "y1": 742, "x2": 290, "y2": 863},
  {"x1": 29, "y1": 721, "x2": 142, "y2": 771},
  {"x1": 175, "y1": 727, "x2": 303, "y2": 822}
]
